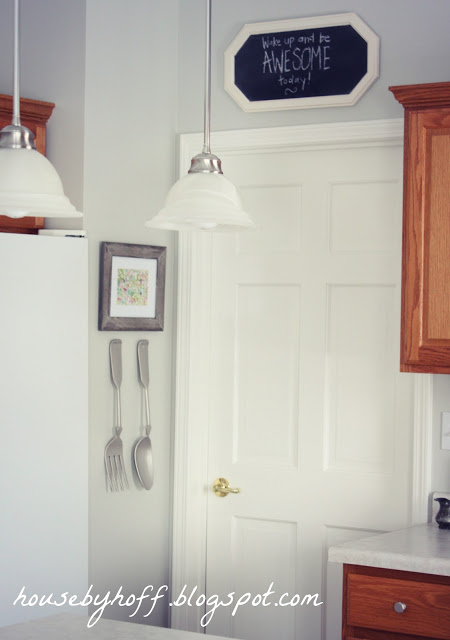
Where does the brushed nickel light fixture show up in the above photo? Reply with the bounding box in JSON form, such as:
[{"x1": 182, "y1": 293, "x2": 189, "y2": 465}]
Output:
[
  {"x1": 146, "y1": 0, "x2": 254, "y2": 232},
  {"x1": 0, "y1": 0, "x2": 82, "y2": 219}
]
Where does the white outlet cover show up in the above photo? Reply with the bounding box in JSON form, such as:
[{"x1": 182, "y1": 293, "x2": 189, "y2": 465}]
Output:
[
  {"x1": 432, "y1": 491, "x2": 450, "y2": 518},
  {"x1": 441, "y1": 412, "x2": 450, "y2": 450}
]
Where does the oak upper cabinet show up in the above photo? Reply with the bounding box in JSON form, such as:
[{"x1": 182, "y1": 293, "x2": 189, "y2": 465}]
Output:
[{"x1": 390, "y1": 82, "x2": 450, "y2": 373}]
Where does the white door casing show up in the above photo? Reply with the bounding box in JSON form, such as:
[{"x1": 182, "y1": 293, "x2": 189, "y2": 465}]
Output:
[{"x1": 170, "y1": 120, "x2": 432, "y2": 636}]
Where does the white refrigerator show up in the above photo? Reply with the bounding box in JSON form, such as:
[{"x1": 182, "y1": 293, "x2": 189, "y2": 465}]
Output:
[{"x1": 0, "y1": 233, "x2": 88, "y2": 626}]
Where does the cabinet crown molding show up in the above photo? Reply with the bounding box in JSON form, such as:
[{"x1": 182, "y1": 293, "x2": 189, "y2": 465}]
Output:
[
  {"x1": 390, "y1": 81, "x2": 450, "y2": 109},
  {"x1": 0, "y1": 93, "x2": 54, "y2": 124}
]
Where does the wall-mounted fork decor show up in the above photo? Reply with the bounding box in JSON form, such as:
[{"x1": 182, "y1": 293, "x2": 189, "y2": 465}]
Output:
[{"x1": 104, "y1": 339, "x2": 129, "y2": 491}]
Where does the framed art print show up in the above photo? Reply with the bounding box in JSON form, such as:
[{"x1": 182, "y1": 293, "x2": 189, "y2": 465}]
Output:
[{"x1": 99, "y1": 242, "x2": 166, "y2": 331}]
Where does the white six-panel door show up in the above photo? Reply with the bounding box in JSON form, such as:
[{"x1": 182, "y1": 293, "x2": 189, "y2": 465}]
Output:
[
  {"x1": 171, "y1": 121, "x2": 430, "y2": 640},
  {"x1": 204, "y1": 140, "x2": 413, "y2": 640}
]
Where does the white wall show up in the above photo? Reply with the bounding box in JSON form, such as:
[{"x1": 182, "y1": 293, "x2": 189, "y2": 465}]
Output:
[
  {"x1": 177, "y1": 0, "x2": 450, "y2": 501},
  {"x1": 83, "y1": 0, "x2": 179, "y2": 628}
]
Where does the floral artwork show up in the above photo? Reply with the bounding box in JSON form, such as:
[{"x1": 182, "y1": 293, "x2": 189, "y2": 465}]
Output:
[
  {"x1": 99, "y1": 242, "x2": 166, "y2": 331},
  {"x1": 116, "y1": 268, "x2": 149, "y2": 306}
]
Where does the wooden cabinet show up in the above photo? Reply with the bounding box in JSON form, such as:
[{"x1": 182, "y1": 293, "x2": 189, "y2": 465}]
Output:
[
  {"x1": 390, "y1": 82, "x2": 450, "y2": 373},
  {"x1": 342, "y1": 564, "x2": 450, "y2": 640},
  {"x1": 0, "y1": 94, "x2": 55, "y2": 234}
]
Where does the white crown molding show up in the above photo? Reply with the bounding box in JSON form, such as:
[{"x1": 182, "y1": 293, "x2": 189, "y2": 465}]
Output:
[{"x1": 180, "y1": 119, "x2": 403, "y2": 171}]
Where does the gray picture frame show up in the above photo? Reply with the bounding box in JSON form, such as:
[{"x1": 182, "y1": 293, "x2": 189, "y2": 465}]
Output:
[{"x1": 98, "y1": 241, "x2": 166, "y2": 331}]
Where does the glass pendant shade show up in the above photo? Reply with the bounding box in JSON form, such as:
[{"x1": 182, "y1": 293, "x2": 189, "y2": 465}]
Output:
[
  {"x1": 0, "y1": 145, "x2": 82, "y2": 218},
  {"x1": 146, "y1": 0, "x2": 255, "y2": 233},
  {"x1": 146, "y1": 171, "x2": 254, "y2": 232},
  {"x1": 0, "y1": 0, "x2": 82, "y2": 220}
]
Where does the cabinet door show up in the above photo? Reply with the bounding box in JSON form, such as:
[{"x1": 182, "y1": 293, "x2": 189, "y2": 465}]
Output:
[
  {"x1": 402, "y1": 107, "x2": 450, "y2": 372},
  {"x1": 391, "y1": 83, "x2": 450, "y2": 373}
]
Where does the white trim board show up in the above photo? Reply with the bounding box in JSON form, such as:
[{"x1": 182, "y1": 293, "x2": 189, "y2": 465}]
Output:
[{"x1": 170, "y1": 119, "x2": 432, "y2": 633}]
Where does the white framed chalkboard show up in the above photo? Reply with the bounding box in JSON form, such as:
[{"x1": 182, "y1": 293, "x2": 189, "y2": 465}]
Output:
[{"x1": 224, "y1": 13, "x2": 379, "y2": 112}]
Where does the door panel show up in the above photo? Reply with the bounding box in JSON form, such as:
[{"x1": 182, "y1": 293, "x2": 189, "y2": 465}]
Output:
[
  {"x1": 234, "y1": 284, "x2": 301, "y2": 466},
  {"x1": 204, "y1": 143, "x2": 413, "y2": 640}
]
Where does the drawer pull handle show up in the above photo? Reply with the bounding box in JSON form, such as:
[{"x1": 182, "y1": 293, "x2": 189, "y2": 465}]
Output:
[{"x1": 394, "y1": 601, "x2": 407, "y2": 614}]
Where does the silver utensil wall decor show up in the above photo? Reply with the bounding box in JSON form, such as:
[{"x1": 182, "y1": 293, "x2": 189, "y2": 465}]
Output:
[
  {"x1": 104, "y1": 339, "x2": 155, "y2": 492},
  {"x1": 134, "y1": 340, "x2": 154, "y2": 490},
  {"x1": 105, "y1": 339, "x2": 129, "y2": 492}
]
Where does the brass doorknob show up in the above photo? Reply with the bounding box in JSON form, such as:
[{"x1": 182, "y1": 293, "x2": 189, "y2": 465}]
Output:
[{"x1": 213, "y1": 477, "x2": 241, "y2": 497}]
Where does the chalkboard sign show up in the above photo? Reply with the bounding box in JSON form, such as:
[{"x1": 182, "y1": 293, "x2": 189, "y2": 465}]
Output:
[{"x1": 224, "y1": 13, "x2": 379, "y2": 112}]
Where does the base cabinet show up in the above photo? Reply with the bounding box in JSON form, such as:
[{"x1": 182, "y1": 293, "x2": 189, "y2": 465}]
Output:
[{"x1": 342, "y1": 564, "x2": 450, "y2": 640}]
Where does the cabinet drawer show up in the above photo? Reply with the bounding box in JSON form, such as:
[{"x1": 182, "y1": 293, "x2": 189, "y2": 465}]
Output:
[{"x1": 347, "y1": 573, "x2": 450, "y2": 639}]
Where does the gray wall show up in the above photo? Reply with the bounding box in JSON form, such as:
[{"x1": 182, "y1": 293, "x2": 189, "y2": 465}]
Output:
[
  {"x1": 178, "y1": 0, "x2": 450, "y2": 134},
  {"x1": 84, "y1": 0, "x2": 179, "y2": 628}
]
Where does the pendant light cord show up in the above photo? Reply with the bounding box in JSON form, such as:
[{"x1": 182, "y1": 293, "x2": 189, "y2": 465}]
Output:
[
  {"x1": 202, "y1": 0, "x2": 211, "y2": 155},
  {"x1": 12, "y1": 0, "x2": 21, "y2": 126},
  {"x1": 0, "y1": 0, "x2": 36, "y2": 151},
  {"x1": 187, "y1": 0, "x2": 222, "y2": 175}
]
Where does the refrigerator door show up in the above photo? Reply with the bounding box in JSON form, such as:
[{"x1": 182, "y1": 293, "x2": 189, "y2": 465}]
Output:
[{"x1": 0, "y1": 233, "x2": 88, "y2": 626}]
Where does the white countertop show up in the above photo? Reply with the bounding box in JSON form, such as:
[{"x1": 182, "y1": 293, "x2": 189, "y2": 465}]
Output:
[
  {"x1": 328, "y1": 523, "x2": 450, "y2": 577},
  {"x1": 0, "y1": 614, "x2": 226, "y2": 640}
]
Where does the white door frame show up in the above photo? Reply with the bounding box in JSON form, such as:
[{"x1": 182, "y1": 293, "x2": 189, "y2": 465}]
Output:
[{"x1": 170, "y1": 119, "x2": 433, "y2": 633}]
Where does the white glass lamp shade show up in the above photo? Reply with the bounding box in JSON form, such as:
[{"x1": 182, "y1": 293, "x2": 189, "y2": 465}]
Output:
[
  {"x1": 0, "y1": 146, "x2": 82, "y2": 218},
  {"x1": 146, "y1": 171, "x2": 255, "y2": 232}
]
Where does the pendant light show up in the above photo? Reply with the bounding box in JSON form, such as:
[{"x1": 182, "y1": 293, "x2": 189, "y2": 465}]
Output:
[
  {"x1": 146, "y1": 0, "x2": 254, "y2": 232},
  {"x1": 0, "y1": 0, "x2": 82, "y2": 219}
]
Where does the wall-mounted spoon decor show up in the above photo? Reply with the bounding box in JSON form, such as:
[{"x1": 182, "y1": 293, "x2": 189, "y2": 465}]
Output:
[{"x1": 134, "y1": 340, "x2": 154, "y2": 490}]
